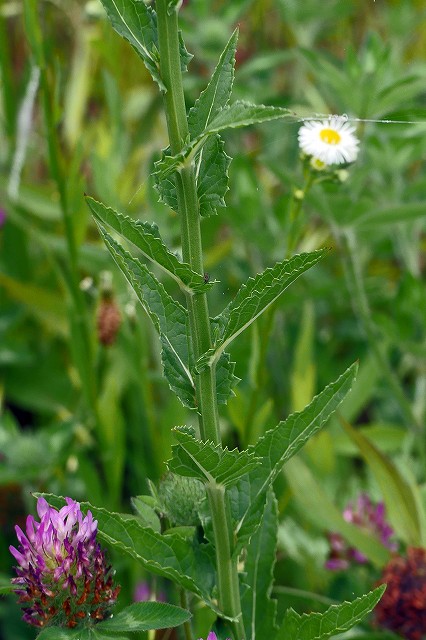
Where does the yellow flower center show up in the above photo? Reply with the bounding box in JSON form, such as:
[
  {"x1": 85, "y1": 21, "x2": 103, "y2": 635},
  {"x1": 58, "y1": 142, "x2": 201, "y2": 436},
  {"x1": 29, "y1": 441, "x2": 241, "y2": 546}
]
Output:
[{"x1": 320, "y1": 128, "x2": 341, "y2": 145}]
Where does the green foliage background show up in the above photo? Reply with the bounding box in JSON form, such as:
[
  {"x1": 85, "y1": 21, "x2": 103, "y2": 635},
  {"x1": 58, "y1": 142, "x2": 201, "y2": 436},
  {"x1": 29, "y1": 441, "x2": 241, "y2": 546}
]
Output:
[{"x1": 1, "y1": 0, "x2": 426, "y2": 638}]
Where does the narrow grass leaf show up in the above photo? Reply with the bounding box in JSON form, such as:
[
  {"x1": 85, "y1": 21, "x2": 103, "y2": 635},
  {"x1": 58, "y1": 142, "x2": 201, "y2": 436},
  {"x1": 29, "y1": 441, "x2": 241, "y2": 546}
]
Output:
[
  {"x1": 284, "y1": 456, "x2": 390, "y2": 567},
  {"x1": 342, "y1": 419, "x2": 422, "y2": 546},
  {"x1": 87, "y1": 197, "x2": 211, "y2": 293},
  {"x1": 241, "y1": 489, "x2": 278, "y2": 640},
  {"x1": 168, "y1": 426, "x2": 260, "y2": 486}
]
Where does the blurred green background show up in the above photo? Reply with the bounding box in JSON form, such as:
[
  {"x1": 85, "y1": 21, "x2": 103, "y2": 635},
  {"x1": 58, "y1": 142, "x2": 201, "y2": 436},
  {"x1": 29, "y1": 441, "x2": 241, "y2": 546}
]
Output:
[{"x1": 1, "y1": 0, "x2": 426, "y2": 638}]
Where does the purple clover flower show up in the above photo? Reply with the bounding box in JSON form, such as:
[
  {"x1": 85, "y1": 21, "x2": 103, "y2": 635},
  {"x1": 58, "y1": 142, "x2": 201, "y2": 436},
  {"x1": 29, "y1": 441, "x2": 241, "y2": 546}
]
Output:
[
  {"x1": 325, "y1": 494, "x2": 397, "y2": 570},
  {"x1": 9, "y1": 496, "x2": 120, "y2": 629}
]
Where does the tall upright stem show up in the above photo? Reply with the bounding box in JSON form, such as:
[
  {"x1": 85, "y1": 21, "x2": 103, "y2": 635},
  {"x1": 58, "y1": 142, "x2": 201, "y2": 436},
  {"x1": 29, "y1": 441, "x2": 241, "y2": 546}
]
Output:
[
  {"x1": 24, "y1": 0, "x2": 97, "y2": 418},
  {"x1": 156, "y1": 2, "x2": 244, "y2": 637}
]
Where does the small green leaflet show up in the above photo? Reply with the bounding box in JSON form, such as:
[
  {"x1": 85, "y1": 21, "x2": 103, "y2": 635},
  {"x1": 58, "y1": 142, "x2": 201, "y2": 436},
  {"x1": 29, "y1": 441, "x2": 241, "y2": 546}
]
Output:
[
  {"x1": 230, "y1": 363, "x2": 358, "y2": 556},
  {"x1": 197, "y1": 250, "x2": 327, "y2": 371},
  {"x1": 155, "y1": 100, "x2": 296, "y2": 178},
  {"x1": 277, "y1": 586, "x2": 386, "y2": 640},
  {"x1": 168, "y1": 426, "x2": 260, "y2": 486},
  {"x1": 96, "y1": 601, "x2": 191, "y2": 632},
  {"x1": 241, "y1": 489, "x2": 278, "y2": 640},
  {"x1": 86, "y1": 197, "x2": 212, "y2": 294},
  {"x1": 99, "y1": 0, "x2": 191, "y2": 91}
]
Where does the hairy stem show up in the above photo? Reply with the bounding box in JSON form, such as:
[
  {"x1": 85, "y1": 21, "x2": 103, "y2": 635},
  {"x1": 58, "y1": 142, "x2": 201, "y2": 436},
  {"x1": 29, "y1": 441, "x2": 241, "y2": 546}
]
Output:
[{"x1": 156, "y1": 2, "x2": 244, "y2": 636}]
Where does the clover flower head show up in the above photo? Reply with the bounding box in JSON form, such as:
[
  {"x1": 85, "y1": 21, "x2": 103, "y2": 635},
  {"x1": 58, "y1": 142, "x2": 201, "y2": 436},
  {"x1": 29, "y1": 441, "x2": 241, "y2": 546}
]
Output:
[
  {"x1": 325, "y1": 494, "x2": 397, "y2": 570},
  {"x1": 298, "y1": 115, "x2": 360, "y2": 165},
  {"x1": 375, "y1": 547, "x2": 426, "y2": 640},
  {"x1": 10, "y1": 496, "x2": 120, "y2": 629}
]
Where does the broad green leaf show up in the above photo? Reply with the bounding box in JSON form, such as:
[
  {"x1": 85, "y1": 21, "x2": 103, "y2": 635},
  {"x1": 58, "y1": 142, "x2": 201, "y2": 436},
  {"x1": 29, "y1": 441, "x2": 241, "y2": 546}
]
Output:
[
  {"x1": 197, "y1": 250, "x2": 327, "y2": 371},
  {"x1": 343, "y1": 420, "x2": 422, "y2": 546},
  {"x1": 277, "y1": 586, "x2": 385, "y2": 640},
  {"x1": 188, "y1": 28, "x2": 238, "y2": 137},
  {"x1": 241, "y1": 489, "x2": 278, "y2": 640},
  {"x1": 87, "y1": 197, "x2": 211, "y2": 294},
  {"x1": 155, "y1": 101, "x2": 296, "y2": 177},
  {"x1": 99, "y1": 0, "x2": 191, "y2": 90},
  {"x1": 284, "y1": 456, "x2": 390, "y2": 567},
  {"x1": 40, "y1": 495, "x2": 217, "y2": 611},
  {"x1": 99, "y1": 230, "x2": 195, "y2": 408},
  {"x1": 168, "y1": 426, "x2": 260, "y2": 486},
  {"x1": 230, "y1": 363, "x2": 359, "y2": 556},
  {"x1": 96, "y1": 602, "x2": 191, "y2": 632},
  {"x1": 36, "y1": 629, "x2": 83, "y2": 640}
]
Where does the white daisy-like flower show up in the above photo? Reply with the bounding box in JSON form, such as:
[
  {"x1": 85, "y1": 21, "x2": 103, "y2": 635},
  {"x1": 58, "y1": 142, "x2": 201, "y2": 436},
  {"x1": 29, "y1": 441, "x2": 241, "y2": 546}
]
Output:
[{"x1": 298, "y1": 115, "x2": 360, "y2": 165}]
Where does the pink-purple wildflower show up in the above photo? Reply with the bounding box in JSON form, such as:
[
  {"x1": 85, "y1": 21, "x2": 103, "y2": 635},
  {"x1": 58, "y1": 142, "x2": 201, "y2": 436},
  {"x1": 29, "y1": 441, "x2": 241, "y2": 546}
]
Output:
[
  {"x1": 326, "y1": 493, "x2": 397, "y2": 570},
  {"x1": 9, "y1": 496, "x2": 120, "y2": 629}
]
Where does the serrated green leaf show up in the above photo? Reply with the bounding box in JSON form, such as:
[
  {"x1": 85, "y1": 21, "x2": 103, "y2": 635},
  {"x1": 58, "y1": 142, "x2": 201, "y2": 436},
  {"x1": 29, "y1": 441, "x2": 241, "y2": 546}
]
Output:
[
  {"x1": 96, "y1": 602, "x2": 191, "y2": 632},
  {"x1": 277, "y1": 586, "x2": 385, "y2": 640},
  {"x1": 197, "y1": 250, "x2": 327, "y2": 371},
  {"x1": 99, "y1": 0, "x2": 191, "y2": 90},
  {"x1": 196, "y1": 135, "x2": 231, "y2": 217},
  {"x1": 230, "y1": 363, "x2": 358, "y2": 556},
  {"x1": 188, "y1": 29, "x2": 238, "y2": 137},
  {"x1": 99, "y1": 0, "x2": 163, "y2": 89},
  {"x1": 155, "y1": 101, "x2": 296, "y2": 177},
  {"x1": 168, "y1": 427, "x2": 260, "y2": 486},
  {"x1": 87, "y1": 197, "x2": 211, "y2": 294},
  {"x1": 241, "y1": 489, "x2": 278, "y2": 640},
  {"x1": 99, "y1": 230, "x2": 196, "y2": 408},
  {"x1": 39, "y1": 495, "x2": 218, "y2": 612},
  {"x1": 216, "y1": 351, "x2": 240, "y2": 404},
  {"x1": 342, "y1": 420, "x2": 422, "y2": 546},
  {"x1": 155, "y1": 30, "x2": 237, "y2": 217}
]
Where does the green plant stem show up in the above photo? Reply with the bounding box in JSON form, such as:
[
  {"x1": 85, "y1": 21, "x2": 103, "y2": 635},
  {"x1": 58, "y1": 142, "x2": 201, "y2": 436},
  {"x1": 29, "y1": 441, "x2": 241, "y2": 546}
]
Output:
[
  {"x1": 342, "y1": 229, "x2": 422, "y2": 435},
  {"x1": 156, "y1": 3, "x2": 244, "y2": 637},
  {"x1": 180, "y1": 588, "x2": 195, "y2": 640},
  {"x1": 23, "y1": 0, "x2": 97, "y2": 418}
]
